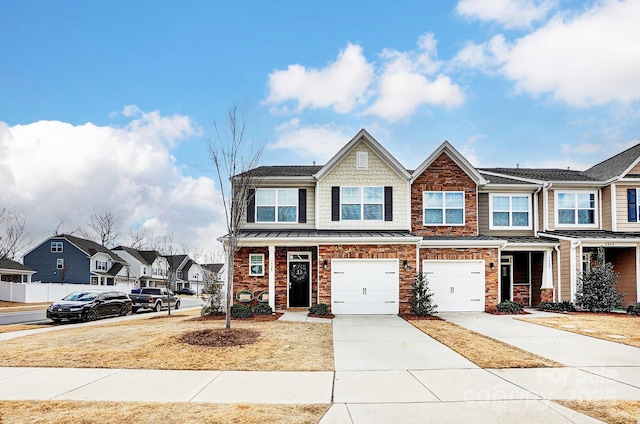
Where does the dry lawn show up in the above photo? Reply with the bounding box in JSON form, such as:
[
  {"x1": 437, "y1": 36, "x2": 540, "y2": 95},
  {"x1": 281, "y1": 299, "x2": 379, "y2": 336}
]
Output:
[
  {"x1": 0, "y1": 310, "x2": 334, "y2": 371},
  {"x1": 0, "y1": 324, "x2": 50, "y2": 334},
  {"x1": 0, "y1": 301, "x2": 49, "y2": 312},
  {"x1": 409, "y1": 319, "x2": 562, "y2": 368},
  {"x1": 0, "y1": 401, "x2": 329, "y2": 424},
  {"x1": 555, "y1": 400, "x2": 640, "y2": 424},
  {"x1": 518, "y1": 314, "x2": 640, "y2": 348}
]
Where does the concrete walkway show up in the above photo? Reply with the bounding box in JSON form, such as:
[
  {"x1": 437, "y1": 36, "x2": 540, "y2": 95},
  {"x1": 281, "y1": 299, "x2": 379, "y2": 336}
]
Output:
[{"x1": 2, "y1": 311, "x2": 640, "y2": 423}]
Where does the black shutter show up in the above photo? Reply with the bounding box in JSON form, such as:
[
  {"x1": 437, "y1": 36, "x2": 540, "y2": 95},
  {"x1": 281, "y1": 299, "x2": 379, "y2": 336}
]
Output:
[
  {"x1": 384, "y1": 186, "x2": 393, "y2": 221},
  {"x1": 298, "y1": 189, "x2": 307, "y2": 223},
  {"x1": 331, "y1": 186, "x2": 340, "y2": 221},
  {"x1": 628, "y1": 189, "x2": 637, "y2": 222},
  {"x1": 247, "y1": 189, "x2": 256, "y2": 223}
]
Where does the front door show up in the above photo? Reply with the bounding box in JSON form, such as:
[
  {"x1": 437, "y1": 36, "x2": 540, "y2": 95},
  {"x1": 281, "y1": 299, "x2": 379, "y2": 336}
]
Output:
[
  {"x1": 501, "y1": 256, "x2": 513, "y2": 302},
  {"x1": 288, "y1": 254, "x2": 310, "y2": 307}
]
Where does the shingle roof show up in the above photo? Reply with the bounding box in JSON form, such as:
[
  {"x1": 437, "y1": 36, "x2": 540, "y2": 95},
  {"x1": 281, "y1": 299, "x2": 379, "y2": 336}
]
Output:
[
  {"x1": 138, "y1": 250, "x2": 161, "y2": 264},
  {"x1": 0, "y1": 258, "x2": 34, "y2": 272},
  {"x1": 585, "y1": 143, "x2": 640, "y2": 181},
  {"x1": 164, "y1": 255, "x2": 188, "y2": 269},
  {"x1": 113, "y1": 246, "x2": 147, "y2": 264},
  {"x1": 202, "y1": 263, "x2": 224, "y2": 273},
  {"x1": 58, "y1": 235, "x2": 126, "y2": 262},
  {"x1": 477, "y1": 168, "x2": 599, "y2": 182},
  {"x1": 238, "y1": 165, "x2": 323, "y2": 178},
  {"x1": 479, "y1": 172, "x2": 539, "y2": 185}
]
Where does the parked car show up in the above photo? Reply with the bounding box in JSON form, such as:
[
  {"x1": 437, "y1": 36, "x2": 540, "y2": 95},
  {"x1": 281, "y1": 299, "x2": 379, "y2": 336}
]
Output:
[
  {"x1": 175, "y1": 287, "x2": 196, "y2": 296},
  {"x1": 46, "y1": 291, "x2": 132, "y2": 323},
  {"x1": 130, "y1": 287, "x2": 180, "y2": 313}
]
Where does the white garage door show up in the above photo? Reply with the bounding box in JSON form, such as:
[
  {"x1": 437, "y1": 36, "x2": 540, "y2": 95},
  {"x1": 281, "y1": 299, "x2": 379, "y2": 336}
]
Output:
[
  {"x1": 332, "y1": 259, "x2": 399, "y2": 314},
  {"x1": 422, "y1": 260, "x2": 485, "y2": 312}
]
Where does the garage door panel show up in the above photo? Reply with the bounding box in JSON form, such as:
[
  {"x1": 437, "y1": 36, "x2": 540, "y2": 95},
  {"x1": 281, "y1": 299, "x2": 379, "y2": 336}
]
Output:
[
  {"x1": 332, "y1": 259, "x2": 398, "y2": 315},
  {"x1": 423, "y1": 260, "x2": 485, "y2": 312}
]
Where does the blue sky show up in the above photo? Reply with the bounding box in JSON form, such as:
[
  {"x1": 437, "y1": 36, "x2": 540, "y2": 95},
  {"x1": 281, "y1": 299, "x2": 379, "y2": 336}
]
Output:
[{"x1": 1, "y1": 0, "x2": 639, "y2": 257}]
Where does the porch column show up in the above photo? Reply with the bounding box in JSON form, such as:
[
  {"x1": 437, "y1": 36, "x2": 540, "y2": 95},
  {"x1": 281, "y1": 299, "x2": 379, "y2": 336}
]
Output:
[
  {"x1": 542, "y1": 250, "x2": 553, "y2": 289},
  {"x1": 268, "y1": 245, "x2": 275, "y2": 310}
]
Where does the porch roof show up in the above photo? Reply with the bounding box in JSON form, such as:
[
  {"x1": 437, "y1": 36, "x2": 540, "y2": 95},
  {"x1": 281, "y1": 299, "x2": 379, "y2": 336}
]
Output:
[
  {"x1": 541, "y1": 230, "x2": 640, "y2": 242},
  {"x1": 0, "y1": 258, "x2": 35, "y2": 275},
  {"x1": 420, "y1": 235, "x2": 507, "y2": 248},
  {"x1": 233, "y1": 229, "x2": 422, "y2": 245}
]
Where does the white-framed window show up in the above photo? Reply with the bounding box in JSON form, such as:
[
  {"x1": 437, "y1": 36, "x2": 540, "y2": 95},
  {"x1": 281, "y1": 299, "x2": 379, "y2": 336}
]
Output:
[
  {"x1": 489, "y1": 194, "x2": 531, "y2": 229},
  {"x1": 56, "y1": 258, "x2": 64, "y2": 269},
  {"x1": 341, "y1": 186, "x2": 383, "y2": 220},
  {"x1": 249, "y1": 254, "x2": 264, "y2": 276},
  {"x1": 51, "y1": 241, "x2": 63, "y2": 252},
  {"x1": 555, "y1": 191, "x2": 597, "y2": 226},
  {"x1": 256, "y1": 188, "x2": 298, "y2": 223},
  {"x1": 96, "y1": 260, "x2": 108, "y2": 271},
  {"x1": 423, "y1": 191, "x2": 465, "y2": 225}
]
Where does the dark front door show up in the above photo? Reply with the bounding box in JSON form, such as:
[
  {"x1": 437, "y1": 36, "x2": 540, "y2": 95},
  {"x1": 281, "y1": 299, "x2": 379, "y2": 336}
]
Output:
[
  {"x1": 501, "y1": 263, "x2": 512, "y2": 302},
  {"x1": 289, "y1": 261, "x2": 310, "y2": 307}
]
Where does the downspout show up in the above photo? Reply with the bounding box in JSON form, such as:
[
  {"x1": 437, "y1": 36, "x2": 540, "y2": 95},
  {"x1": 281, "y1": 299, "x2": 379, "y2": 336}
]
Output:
[{"x1": 554, "y1": 245, "x2": 561, "y2": 302}]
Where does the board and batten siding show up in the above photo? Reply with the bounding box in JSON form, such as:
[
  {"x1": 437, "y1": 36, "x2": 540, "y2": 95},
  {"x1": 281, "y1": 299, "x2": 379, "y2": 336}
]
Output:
[
  {"x1": 601, "y1": 185, "x2": 612, "y2": 231},
  {"x1": 558, "y1": 239, "x2": 573, "y2": 301},
  {"x1": 318, "y1": 140, "x2": 408, "y2": 230},
  {"x1": 240, "y1": 182, "x2": 316, "y2": 230},
  {"x1": 547, "y1": 189, "x2": 556, "y2": 230},
  {"x1": 478, "y1": 193, "x2": 535, "y2": 236}
]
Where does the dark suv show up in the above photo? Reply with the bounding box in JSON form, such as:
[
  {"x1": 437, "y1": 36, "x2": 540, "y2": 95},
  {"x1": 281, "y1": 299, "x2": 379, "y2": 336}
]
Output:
[
  {"x1": 47, "y1": 291, "x2": 132, "y2": 323},
  {"x1": 175, "y1": 287, "x2": 196, "y2": 296}
]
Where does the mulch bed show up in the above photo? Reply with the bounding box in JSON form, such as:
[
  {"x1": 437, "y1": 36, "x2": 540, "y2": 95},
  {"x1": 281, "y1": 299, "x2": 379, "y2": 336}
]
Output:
[
  {"x1": 486, "y1": 309, "x2": 530, "y2": 315},
  {"x1": 180, "y1": 328, "x2": 261, "y2": 347},
  {"x1": 148, "y1": 314, "x2": 190, "y2": 320},
  {"x1": 190, "y1": 312, "x2": 283, "y2": 322},
  {"x1": 399, "y1": 313, "x2": 442, "y2": 321},
  {"x1": 308, "y1": 313, "x2": 335, "y2": 319}
]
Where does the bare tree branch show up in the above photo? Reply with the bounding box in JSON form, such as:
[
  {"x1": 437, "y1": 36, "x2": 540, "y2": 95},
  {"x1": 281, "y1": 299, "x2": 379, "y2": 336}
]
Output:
[
  {"x1": 206, "y1": 104, "x2": 263, "y2": 329},
  {"x1": 0, "y1": 210, "x2": 31, "y2": 261},
  {"x1": 81, "y1": 210, "x2": 121, "y2": 247}
]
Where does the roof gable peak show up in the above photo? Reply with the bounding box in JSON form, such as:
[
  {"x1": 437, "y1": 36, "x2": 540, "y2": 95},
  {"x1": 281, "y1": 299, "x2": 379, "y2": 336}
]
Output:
[{"x1": 411, "y1": 140, "x2": 487, "y2": 185}]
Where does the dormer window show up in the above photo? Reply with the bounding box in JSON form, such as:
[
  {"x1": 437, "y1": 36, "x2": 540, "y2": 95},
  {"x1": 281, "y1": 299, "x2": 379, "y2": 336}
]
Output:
[{"x1": 356, "y1": 151, "x2": 368, "y2": 170}]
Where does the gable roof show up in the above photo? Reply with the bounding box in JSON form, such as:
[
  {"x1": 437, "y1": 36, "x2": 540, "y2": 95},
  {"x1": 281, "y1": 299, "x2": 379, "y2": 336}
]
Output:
[
  {"x1": 45, "y1": 235, "x2": 126, "y2": 262},
  {"x1": 164, "y1": 254, "x2": 189, "y2": 270},
  {"x1": 585, "y1": 143, "x2": 640, "y2": 181},
  {"x1": 202, "y1": 263, "x2": 224, "y2": 273},
  {"x1": 112, "y1": 246, "x2": 148, "y2": 264},
  {"x1": 411, "y1": 141, "x2": 487, "y2": 185},
  {"x1": 138, "y1": 250, "x2": 161, "y2": 264},
  {"x1": 0, "y1": 258, "x2": 34, "y2": 273},
  {"x1": 245, "y1": 165, "x2": 323, "y2": 178},
  {"x1": 315, "y1": 129, "x2": 411, "y2": 181}
]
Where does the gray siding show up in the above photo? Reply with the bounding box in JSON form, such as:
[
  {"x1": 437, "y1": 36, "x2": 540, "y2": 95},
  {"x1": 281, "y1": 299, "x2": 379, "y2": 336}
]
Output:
[{"x1": 24, "y1": 238, "x2": 91, "y2": 284}]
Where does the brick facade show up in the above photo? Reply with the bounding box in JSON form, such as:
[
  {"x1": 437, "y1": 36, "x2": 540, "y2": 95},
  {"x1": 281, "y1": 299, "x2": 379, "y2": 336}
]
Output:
[
  {"x1": 513, "y1": 284, "x2": 530, "y2": 306},
  {"x1": 419, "y1": 247, "x2": 499, "y2": 311},
  {"x1": 318, "y1": 243, "x2": 417, "y2": 313},
  {"x1": 411, "y1": 153, "x2": 478, "y2": 236},
  {"x1": 540, "y1": 288, "x2": 554, "y2": 303}
]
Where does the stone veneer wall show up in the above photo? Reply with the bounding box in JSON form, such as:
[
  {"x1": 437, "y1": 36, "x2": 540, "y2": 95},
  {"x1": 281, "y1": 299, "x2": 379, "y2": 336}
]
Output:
[
  {"x1": 318, "y1": 244, "x2": 417, "y2": 313},
  {"x1": 419, "y1": 247, "x2": 499, "y2": 311},
  {"x1": 411, "y1": 152, "x2": 478, "y2": 236},
  {"x1": 513, "y1": 285, "x2": 530, "y2": 306},
  {"x1": 540, "y1": 288, "x2": 554, "y2": 303}
]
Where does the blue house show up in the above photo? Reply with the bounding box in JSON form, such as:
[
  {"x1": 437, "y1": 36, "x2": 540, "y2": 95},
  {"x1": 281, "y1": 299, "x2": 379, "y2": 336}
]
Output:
[{"x1": 23, "y1": 234, "x2": 133, "y2": 285}]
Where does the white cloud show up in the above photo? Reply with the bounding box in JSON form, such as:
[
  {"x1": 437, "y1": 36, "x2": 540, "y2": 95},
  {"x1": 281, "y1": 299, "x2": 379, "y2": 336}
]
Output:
[
  {"x1": 364, "y1": 33, "x2": 464, "y2": 121},
  {"x1": 0, "y1": 108, "x2": 226, "y2": 256},
  {"x1": 560, "y1": 143, "x2": 602, "y2": 155},
  {"x1": 264, "y1": 44, "x2": 374, "y2": 114},
  {"x1": 267, "y1": 119, "x2": 352, "y2": 163},
  {"x1": 456, "y1": 0, "x2": 557, "y2": 29},
  {"x1": 456, "y1": 1, "x2": 640, "y2": 107}
]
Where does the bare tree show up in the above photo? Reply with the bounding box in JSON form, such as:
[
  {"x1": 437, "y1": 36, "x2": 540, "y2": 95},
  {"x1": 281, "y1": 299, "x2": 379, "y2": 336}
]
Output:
[
  {"x1": 81, "y1": 210, "x2": 121, "y2": 247},
  {"x1": 126, "y1": 226, "x2": 151, "y2": 250},
  {"x1": 207, "y1": 105, "x2": 263, "y2": 329},
  {"x1": 0, "y1": 209, "x2": 31, "y2": 261}
]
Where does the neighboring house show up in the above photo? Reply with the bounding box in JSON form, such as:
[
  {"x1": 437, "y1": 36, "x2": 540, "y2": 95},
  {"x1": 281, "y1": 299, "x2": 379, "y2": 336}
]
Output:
[
  {"x1": 182, "y1": 259, "x2": 205, "y2": 293},
  {"x1": 112, "y1": 246, "x2": 168, "y2": 288},
  {"x1": 164, "y1": 254, "x2": 189, "y2": 290},
  {"x1": 0, "y1": 258, "x2": 35, "y2": 283},
  {"x1": 23, "y1": 234, "x2": 131, "y2": 286},
  {"x1": 224, "y1": 129, "x2": 640, "y2": 314}
]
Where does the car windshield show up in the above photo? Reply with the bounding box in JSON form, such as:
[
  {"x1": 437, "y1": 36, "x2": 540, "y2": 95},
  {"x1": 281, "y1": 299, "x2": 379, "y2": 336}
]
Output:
[{"x1": 62, "y1": 292, "x2": 98, "y2": 302}]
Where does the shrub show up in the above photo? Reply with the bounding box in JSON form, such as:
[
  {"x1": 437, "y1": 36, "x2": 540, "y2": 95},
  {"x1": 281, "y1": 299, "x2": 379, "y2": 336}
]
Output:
[
  {"x1": 496, "y1": 300, "x2": 524, "y2": 313},
  {"x1": 409, "y1": 273, "x2": 437, "y2": 316},
  {"x1": 252, "y1": 303, "x2": 273, "y2": 316},
  {"x1": 200, "y1": 283, "x2": 225, "y2": 316},
  {"x1": 576, "y1": 248, "x2": 624, "y2": 312},
  {"x1": 308, "y1": 303, "x2": 329, "y2": 316},
  {"x1": 627, "y1": 303, "x2": 640, "y2": 316},
  {"x1": 230, "y1": 304, "x2": 253, "y2": 319},
  {"x1": 539, "y1": 301, "x2": 576, "y2": 312}
]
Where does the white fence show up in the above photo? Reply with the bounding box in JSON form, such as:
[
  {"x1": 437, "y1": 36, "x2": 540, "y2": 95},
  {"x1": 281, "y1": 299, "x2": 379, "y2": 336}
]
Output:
[{"x1": 0, "y1": 281, "x2": 137, "y2": 303}]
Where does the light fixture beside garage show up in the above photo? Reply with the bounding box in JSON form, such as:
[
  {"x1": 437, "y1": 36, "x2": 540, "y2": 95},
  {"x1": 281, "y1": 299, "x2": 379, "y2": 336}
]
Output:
[
  {"x1": 490, "y1": 262, "x2": 495, "y2": 270},
  {"x1": 323, "y1": 260, "x2": 328, "y2": 270},
  {"x1": 403, "y1": 260, "x2": 409, "y2": 270}
]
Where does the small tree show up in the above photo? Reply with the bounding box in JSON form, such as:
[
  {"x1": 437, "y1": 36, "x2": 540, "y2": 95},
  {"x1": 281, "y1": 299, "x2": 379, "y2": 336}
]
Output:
[
  {"x1": 409, "y1": 273, "x2": 437, "y2": 316},
  {"x1": 576, "y1": 248, "x2": 624, "y2": 312},
  {"x1": 201, "y1": 279, "x2": 224, "y2": 316}
]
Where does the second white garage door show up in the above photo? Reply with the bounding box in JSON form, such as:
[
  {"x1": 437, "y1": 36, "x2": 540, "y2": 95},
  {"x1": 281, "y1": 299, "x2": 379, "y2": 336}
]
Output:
[
  {"x1": 332, "y1": 259, "x2": 399, "y2": 314},
  {"x1": 422, "y1": 260, "x2": 485, "y2": 312}
]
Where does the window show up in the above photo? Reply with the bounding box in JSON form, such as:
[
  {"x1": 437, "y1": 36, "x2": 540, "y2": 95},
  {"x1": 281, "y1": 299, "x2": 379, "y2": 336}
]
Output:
[
  {"x1": 51, "y1": 242, "x2": 63, "y2": 252},
  {"x1": 256, "y1": 189, "x2": 298, "y2": 223},
  {"x1": 423, "y1": 191, "x2": 464, "y2": 225},
  {"x1": 249, "y1": 254, "x2": 264, "y2": 276},
  {"x1": 556, "y1": 191, "x2": 596, "y2": 225},
  {"x1": 341, "y1": 186, "x2": 383, "y2": 220},
  {"x1": 96, "y1": 260, "x2": 108, "y2": 271},
  {"x1": 56, "y1": 259, "x2": 64, "y2": 269},
  {"x1": 490, "y1": 194, "x2": 531, "y2": 229}
]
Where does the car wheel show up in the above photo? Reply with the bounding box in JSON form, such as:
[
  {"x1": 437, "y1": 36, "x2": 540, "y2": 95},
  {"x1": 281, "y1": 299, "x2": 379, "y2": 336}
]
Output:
[
  {"x1": 119, "y1": 305, "x2": 129, "y2": 316},
  {"x1": 154, "y1": 302, "x2": 162, "y2": 312},
  {"x1": 174, "y1": 300, "x2": 180, "y2": 310},
  {"x1": 86, "y1": 310, "x2": 98, "y2": 322},
  {"x1": 132, "y1": 307, "x2": 138, "y2": 313}
]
